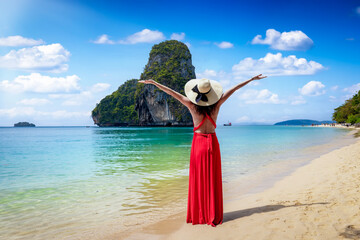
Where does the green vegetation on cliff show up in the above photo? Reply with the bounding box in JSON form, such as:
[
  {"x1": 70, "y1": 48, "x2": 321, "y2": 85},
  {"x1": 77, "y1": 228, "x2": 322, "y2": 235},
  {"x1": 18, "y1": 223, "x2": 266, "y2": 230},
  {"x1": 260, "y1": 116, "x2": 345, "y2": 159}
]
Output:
[
  {"x1": 137, "y1": 40, "x2": 195, "y2": 122},
  {"x1": 141, "y1": 40, "x2": 192, "y2": 86},
  {"x1": 92, "y1": 79, "x2": 139, "y2": 125},
  {"x1": 332, "y1": 90, "x2": 360, "y2": 124}
]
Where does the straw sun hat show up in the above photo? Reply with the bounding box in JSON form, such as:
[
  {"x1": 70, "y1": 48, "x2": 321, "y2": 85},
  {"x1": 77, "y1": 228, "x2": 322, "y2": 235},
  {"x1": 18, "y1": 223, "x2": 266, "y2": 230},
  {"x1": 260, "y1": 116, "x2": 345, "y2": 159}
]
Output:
[{"x1": 184, "y1": 78, "x2": 223, "y2": 106}]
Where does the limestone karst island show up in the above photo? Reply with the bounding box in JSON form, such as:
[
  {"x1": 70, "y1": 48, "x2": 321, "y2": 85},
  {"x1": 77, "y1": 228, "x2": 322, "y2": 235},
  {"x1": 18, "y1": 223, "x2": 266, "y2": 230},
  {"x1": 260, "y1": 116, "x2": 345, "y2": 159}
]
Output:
[
  {"x1": 92, "y1": 40, "x2": 195, "y2": 127},
  {"x1": 14, "y1": 122, "x2": 36, "y2": 127}
]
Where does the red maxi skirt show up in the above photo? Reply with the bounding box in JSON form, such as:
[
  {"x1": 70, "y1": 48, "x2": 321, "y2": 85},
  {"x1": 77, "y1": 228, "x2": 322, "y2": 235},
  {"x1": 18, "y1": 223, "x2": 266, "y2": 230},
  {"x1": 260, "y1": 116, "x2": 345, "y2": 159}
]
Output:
[{"x1": 186, "y1": 132, "x2": 223, "y2": 227}]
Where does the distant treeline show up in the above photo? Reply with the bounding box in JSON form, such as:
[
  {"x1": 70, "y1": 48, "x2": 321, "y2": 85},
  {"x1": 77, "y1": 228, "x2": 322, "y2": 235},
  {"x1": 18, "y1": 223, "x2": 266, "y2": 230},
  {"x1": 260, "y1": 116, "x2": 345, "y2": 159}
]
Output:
[
  {"x1": 332, "y1": 90, "x2": 360, "y2": 124},
  {"x1": 274, "y1": 119, "x2": 334, "y2": 125}
]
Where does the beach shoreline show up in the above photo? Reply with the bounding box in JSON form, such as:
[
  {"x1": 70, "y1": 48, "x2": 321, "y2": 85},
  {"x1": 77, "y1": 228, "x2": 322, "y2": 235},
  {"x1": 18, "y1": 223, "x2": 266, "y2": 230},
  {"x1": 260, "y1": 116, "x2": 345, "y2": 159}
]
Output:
[
  {"x1": 118, "y1": 128, "x2": 360, "y2": 240},
  {"x1": 306, "y1": 123, "x2": 359, "y2": 129}
]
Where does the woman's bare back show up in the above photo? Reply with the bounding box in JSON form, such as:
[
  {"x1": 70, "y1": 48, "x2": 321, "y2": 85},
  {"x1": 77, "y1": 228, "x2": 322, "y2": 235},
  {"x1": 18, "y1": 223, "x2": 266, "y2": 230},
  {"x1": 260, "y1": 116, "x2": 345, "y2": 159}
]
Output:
[{"x1": 188, "y1": 103, "x2": 220, "y2": 134}]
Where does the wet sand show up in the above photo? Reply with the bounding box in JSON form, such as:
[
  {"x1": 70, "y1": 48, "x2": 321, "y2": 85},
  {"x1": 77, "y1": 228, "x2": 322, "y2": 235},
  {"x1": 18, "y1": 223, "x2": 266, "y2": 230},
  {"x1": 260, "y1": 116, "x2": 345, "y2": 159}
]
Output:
[{"x1": 119, "y1": 129, "x2": 360, "y2": 240}]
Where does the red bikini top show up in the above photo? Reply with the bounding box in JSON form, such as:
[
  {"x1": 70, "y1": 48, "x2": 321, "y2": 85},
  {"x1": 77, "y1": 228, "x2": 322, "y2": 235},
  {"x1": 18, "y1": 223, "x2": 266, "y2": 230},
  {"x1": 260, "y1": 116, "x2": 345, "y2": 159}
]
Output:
[{"x1": 193, "y1": 113, "x2": 217, "y2": 132}]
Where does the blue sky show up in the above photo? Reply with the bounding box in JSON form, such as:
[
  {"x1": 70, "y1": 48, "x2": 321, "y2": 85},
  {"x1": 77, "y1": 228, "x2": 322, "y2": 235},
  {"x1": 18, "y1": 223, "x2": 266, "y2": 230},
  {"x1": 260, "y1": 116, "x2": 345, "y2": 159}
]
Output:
[{"x1": 0, "y1": 0, "x2": 359, "y2": 126}]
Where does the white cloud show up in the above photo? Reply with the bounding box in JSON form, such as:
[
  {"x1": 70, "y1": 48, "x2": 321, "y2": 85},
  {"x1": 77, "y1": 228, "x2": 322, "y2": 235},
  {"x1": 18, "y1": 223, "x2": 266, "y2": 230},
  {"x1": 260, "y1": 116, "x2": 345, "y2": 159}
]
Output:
[
  {"x1": 197, "y1": 69, "x2": 232, "y2": 88},
  {"x1": 238, "y1": 89, "x2": 285, "y2": 104},
  {"x1": 298, "y1": 81, "x2": 325, "y2": 96},
  {"x1": 170, "y1": 33, "x2": 185, "y2": 41},
  {"x1": 0, "y1": 107, "x2": 90, "y2": 119},
  {"x1": 49, "y1": 91, "x2": 92, "y2": 106},
  {"x1": 343, "y1": 83, "x2": 360, "y2": 95},
  {"x1": 0, "y1": 73, "x2": 80, "y2": 93},
  {"x1": 0, "y1": 107, "x2": 37, "y2": 118},
  {"x1": 0, "y1": 36, "x2": 44, "y2": 47},
  {"x1": 356, "y1": 6, "x2": 360, "y2": 15},
  {"x1": 252, "y1": 29, "x2": 313, "y2": 51},
  {"x1": 92, "y1": 30, "x2": 165, "y2": 45},
  {"x1": 236, "y1": 116, "x2": 250, "y2": 123},
  {"x1": 0, "y1": 43, "x2": 70, "y2": 73},
  {"x1": 119, "y1": 29, "x2": 165, "y2": 44},
  {"x1": 90, "y1": 83, "x2": 110, "y2": 93},
  {"x1": 17, "y1": 98, "x2": 51, "y2": 106},
  {"x1": 62, "y1": 91, "x2": 92, "y2": 106},
  {"x1": 49, "y1": 82, "x2": 110, "y2": 106},
  {"x1": 232, "y1": 53, "x2": 324, "y2": 78},
  {"x1": 197, "y1": 69, "x2": 217, "y2": 78},
  {"x1": 331, "y1": 85, "x2": 339, "y2": 91},
  {"x1": 215, "y1": 41, "x2": 234, "y2": 49},
  {"x1": 329, "y1": 96, "x2": 337, "y2": 102},
  {"x1": 290, "y1": 95, "x2": 306, "y2": 105},
  {"x1": 92, "y1": 34, "x2": 114, "y2": 44}
]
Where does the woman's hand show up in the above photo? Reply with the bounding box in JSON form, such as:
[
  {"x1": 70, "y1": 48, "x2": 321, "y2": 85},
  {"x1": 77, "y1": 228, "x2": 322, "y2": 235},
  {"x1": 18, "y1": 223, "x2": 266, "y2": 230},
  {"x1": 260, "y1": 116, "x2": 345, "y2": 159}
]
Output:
[
  {"x1": 251, "y1": 74, "x2": 267, "y2": 81},
  {"x1": 138, "y1": 79, "x2": 156, "y2": 84}
]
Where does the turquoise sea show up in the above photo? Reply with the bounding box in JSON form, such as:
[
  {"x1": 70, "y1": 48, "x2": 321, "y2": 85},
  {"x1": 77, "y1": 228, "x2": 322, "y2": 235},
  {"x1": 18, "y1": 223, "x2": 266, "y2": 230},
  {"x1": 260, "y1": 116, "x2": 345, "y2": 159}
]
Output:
[{"x1": 0, "y1": 125, "x2": 355, "y2": 239}]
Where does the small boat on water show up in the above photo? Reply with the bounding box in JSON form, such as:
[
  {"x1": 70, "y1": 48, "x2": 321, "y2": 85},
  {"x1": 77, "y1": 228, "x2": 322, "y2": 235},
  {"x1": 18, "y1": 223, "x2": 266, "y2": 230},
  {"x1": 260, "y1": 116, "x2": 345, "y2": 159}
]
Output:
[{"x1": 224, "y1": 121, "x2": 232, "y2": 126}]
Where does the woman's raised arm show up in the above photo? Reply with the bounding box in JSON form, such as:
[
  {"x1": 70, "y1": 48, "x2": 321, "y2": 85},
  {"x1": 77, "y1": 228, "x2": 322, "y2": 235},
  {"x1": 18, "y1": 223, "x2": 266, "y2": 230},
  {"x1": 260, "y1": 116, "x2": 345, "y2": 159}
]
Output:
[
  {"x1": 216, "y1": 74, "x2": 267, "y2": 107},
  {"x1": 138, "y1": 79, "x2": 193, "y2": 109}
]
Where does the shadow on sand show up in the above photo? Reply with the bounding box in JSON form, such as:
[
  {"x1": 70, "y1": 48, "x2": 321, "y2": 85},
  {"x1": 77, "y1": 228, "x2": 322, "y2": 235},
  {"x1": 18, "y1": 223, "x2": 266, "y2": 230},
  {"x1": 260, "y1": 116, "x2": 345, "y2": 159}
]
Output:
[
  {"x1": 223, "y1": 202, "x2": 329, "y2": 223},
  {"x1": 339, "y1": 225, "x2": 360, "y2": 239}
]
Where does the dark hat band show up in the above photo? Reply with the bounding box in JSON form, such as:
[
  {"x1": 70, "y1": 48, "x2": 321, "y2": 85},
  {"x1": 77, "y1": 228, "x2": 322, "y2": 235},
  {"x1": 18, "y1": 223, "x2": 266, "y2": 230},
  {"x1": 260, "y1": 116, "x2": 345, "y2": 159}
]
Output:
[{"x1": 192, "y1": 85, "x2": 211, "y2": 103}]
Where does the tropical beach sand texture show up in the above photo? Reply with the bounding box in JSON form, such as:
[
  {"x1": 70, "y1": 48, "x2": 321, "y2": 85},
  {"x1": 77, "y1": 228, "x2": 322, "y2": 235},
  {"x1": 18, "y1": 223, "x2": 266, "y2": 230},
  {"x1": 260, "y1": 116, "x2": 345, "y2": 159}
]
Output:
[{"x1": 120, "y1": 129, "x2": 360, "y2": 240}]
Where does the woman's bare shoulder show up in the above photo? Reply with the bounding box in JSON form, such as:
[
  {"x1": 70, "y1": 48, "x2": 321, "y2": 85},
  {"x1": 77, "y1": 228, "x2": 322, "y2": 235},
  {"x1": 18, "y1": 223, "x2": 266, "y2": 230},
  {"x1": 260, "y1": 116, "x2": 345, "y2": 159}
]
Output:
[{"x1": 188, "y1": 104, "x2": 202, "y2": 121}]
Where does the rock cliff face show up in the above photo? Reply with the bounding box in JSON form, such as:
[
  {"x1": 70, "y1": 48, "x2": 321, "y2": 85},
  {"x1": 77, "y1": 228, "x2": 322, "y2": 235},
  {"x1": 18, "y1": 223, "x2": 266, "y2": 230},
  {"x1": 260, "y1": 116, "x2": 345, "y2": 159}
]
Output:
[
  {"x1": 92, "y1": 40, "x2": 196, "y2": 127},
  {"x1": 135, "y1": 40, "x2": 195, "y2": 126}
]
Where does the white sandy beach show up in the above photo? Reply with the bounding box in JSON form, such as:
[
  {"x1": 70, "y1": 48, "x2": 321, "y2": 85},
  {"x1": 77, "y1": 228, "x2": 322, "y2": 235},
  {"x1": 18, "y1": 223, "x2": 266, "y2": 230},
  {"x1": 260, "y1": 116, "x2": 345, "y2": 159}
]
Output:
[{"x1": 118, "y1": 128, "x2": 360, "y2": 240}]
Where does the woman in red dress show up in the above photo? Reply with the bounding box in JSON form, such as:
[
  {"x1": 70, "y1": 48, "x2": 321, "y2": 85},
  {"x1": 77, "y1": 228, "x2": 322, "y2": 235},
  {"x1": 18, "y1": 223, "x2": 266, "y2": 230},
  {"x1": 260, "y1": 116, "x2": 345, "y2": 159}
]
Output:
[{"x1": 139, "y1": 74, "x2": 266, "y2": 227}]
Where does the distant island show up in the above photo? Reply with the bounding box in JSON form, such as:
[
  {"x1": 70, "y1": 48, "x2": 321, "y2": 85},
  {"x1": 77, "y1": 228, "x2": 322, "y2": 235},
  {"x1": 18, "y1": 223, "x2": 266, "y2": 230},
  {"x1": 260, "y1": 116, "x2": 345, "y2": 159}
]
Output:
[
  {"x1": 274, "y1": 119, "x2": 335, "y2": 125},
  {"x1": 276, "y1": 90, "x2": 360, "y2": 127},
  {"x1": 14, "y1": 122, "x2": 36, "y2": 127}
]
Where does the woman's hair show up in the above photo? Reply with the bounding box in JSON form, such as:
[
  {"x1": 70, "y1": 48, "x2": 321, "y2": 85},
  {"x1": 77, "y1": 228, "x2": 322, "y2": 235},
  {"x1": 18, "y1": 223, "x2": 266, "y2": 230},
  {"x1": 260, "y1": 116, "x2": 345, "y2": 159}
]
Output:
[{"x1": 194, "y1": 103, "x2": 217, "y2": 116}]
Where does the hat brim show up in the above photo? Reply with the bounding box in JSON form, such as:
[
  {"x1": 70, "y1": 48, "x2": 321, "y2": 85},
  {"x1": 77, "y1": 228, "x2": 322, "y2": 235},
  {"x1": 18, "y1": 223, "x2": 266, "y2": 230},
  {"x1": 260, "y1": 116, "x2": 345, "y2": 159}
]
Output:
[{"x1": 184, "y1": 79, "x2": 223, "y2": 106}]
